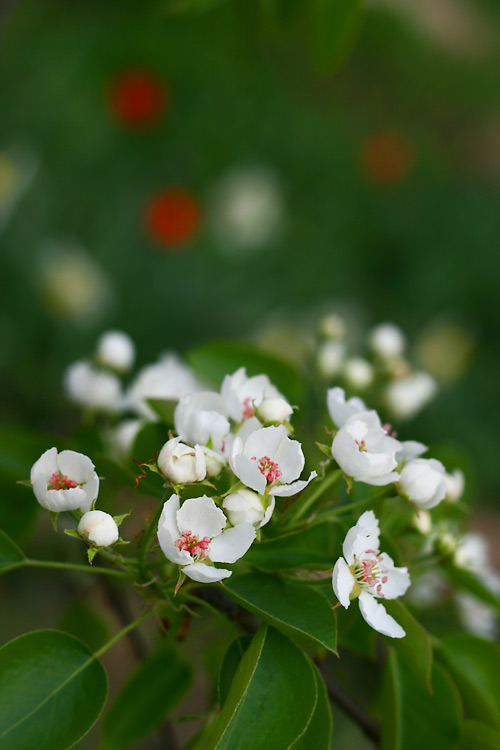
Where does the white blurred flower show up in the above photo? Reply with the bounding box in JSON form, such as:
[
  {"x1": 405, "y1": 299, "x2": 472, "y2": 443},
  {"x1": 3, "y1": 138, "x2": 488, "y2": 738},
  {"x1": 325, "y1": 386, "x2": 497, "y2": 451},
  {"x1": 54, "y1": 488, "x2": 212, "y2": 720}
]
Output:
[
  {"x1": 453, "y1": 533, "x2": 500, "y2": 639},
  {"x1": 332, "y1": 510, "x2": 410, "y2": 638},
  {"x1": 108, "y1": 418, "x2": 144, "y2": 460},
  {"x1": 209, "y1": 166, "x2": 285, "y2": 252},
  {"x1": 223, "y1": 488, "x2": 274, "y2": 529},
  {"x1": 385, "y1": 372, "x2": 437, "y2": 420},
  {"x1": 331, "y1": 410, "x2": 401, "y2": 486},
  {"x1": 456, "y1": 593, "x2": 498, "y2": 640},
  {"x1": 157, "y1": 437, "x2": 206, "y2": 485},
  {"x1": 221, "y1": 367, "x2": 284, "y2": 422},
  {"x1": 158, "y1": 494, "x2": 256, "y2": 582},
  {"x1": 230, "y1": 424, "x2": 316, "y2": 497},
  {"x1": 128, "y1": 354, "x2": 204, "y2": 420},
  {"x1": 317, "y1": 340, "x2": 346, "y2": 378},
  {"x1": 327, "y1": 387, "x2": 366, "y2": 428},
  {"x1": 96, "y1": 330, "x2": 135, "y2": 372},
  {"x1": 319, "y1": 314, "x2": 346, "y2": 340},
  {"x1": 398, "y1": 458, "x2": 447, "y2": 509},
  {"x1": 78, "y1": 510, "x2": 119, "y2": 548},
  {"x1": 64, "y1": 360, "x2": 124, "y2": 413},
  {"x1": 445, "y1": 469, "x2": 465, "y2": 503},
  {"x1": 30, "y1": 447, "x2": 99, "y2": 513},
  {"x1": 412, "y1": 510, "x2": 432, "y2": 535},
  {"x1": 175, "y1": 391, "x2": 230, "y2": 453},
  {"x1": 395, "y1": 440, "x2": 428, "y2": 463},
  {"x1": 369, "y1": 323, "x2": 406, "y2": 360},
  {"x1": 344, "y1": 358, "x2": 374, "y2": 390}
]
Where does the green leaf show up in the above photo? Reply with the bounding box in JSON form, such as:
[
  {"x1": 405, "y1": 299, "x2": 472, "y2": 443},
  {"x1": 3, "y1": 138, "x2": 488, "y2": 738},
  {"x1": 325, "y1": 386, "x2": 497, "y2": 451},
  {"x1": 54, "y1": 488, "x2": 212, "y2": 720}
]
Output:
[
  {"x1": 87, "y1": 547, "x2": 98, "y2": 564},
  {"x1": 218, "y1": 635, "x2": 253, "y2": 708},
  {"x1": 382, "y1": 652, "x2": 461, "y2": 750},
  {"x1": 458, "y1": 720, "x2": 500, "y2": 750},
  {"x1": 260, "y1": 0, "x2": 305, "y2": 31},
  {"x1": 245, "y1": 521, "x2": 340, "y2": 571},
  {"x1": 102, "y1": 647, "x2": 192, "y2": 749},
  {"x1": 59, "y1": 599, "x2": 110, "y2": 652},
  {"x1": 307, "y1": 0, "x2": 364, "y2": 72},
  {"x1": 384, "y1": 600, "x2": 433, "y2": 691},
  {"x1": 223, "y1": 573, "x2": 337, "y2": 654},
  {"x1": 207, "y1": 625, "x2": 317, "y2": 750},
  {"x1": 64, "y1": 528, "x2": 81, "y2": 540},
  {"x1": 439, "y1": 634, "x2": 500, "y2": 729},
  {"x1": 442, "y1": 564, "x2": 500, "y2": 617},
  {"x1": 0, "y1": 630, "x2": 108, "y2": 750},
  {"x1": 292, "y1": 664, "x2": 332, "y2": 749},
  {"x1": 0, "y1": 529, "x2": 26, "y2": 574},
  {"x1": 146, "y1": 398, "x2": 177, "y2": 425},
  {"x1": 187, "y1": 341, "x2": 305, "y2": 408},
  {"x1": 112, "y1": 513, "x2": 130, "y2": 528}
]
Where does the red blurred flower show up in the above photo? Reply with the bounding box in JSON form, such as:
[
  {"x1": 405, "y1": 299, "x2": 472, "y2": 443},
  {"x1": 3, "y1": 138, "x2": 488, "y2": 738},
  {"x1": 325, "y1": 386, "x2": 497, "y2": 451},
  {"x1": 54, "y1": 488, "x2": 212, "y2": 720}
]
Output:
[
  {"x1": 146, "y1": 189, "x2": 201, "y2": 248},
  {"x1": 361, "y1": 130, "x2": 415, "y2": 185},
  {"x1": 108, "y1": 69, "x2": 168, "y2": 129}
]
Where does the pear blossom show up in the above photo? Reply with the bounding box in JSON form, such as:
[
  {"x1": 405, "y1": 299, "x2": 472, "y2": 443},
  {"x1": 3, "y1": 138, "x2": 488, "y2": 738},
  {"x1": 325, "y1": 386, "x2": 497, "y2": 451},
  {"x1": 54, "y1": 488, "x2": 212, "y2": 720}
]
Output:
[
  {"x1": 95, "y1": 330, "x2": 135, "y2": 372},
  {"x1": 223, "y1": 488, "x2": 275, "y2": 529},
  {"x1": 331, "y1": 410, "x2": 401, "y2": 486},
  {"x1": 398, "y1": 458, "x2": 447, "y2": 509},
  {"x1": 369, "y1": 323, "x2": 405, "y2": 360},
  {"x1": 445, "y1": 469, "x2": 465, "y2": 502},
  {"x1": 257, "y1": 396, "x2": 293, "y2": 424},
  {"x1": 78, "y1": 510, "x2": 119, "y2": 548},
  {"x1": 327, "y1": 387, "x2": 366, "y2": 428},
  {"x1": 30, "y1": 447, "x2": 99, "y2": 513},
  {"x1": 344, "y1": 358, "x2": 374, "y2": 390},
  {"x1": 157, "y1": 495, "x2": 256, "y2": 582},
  {"x1": 332, "y1": 510, "x2": 410, "y2": 638},
  {"x1": 108, "y1": 418, "x2": 144, "y2": 459},
  {"x1": 64, "y1": 360, "x2": 124, "y2": 413},
  {"x1": 202, "y1": 446, "x2": 226, "y2": 478},
  {"x1": 317, "y1": 340, "x2": 346, "y2": 378},
  {"x1": 157, "y1": 437, "x2": 207, "y2": 485},
  {"x1": 221, "y1": 367, "x2": 285, "y2": 422},
  {"x1": 127, "y1": 354, "x2": 204, "y2": 420},
  {"x1": 230, "y1": 425, "x2": 316, "y2": 497},
  {"x1": 385, "y1": 372, "x2": 437, "y2": 420},
  {"x1": 175, "y1": 391, "x2": 230, "y2": 453}
]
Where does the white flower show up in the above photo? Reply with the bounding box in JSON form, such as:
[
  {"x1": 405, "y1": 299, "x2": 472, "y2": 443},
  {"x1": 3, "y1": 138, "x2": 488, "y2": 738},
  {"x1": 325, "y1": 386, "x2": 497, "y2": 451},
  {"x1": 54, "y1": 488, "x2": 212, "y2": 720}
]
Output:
[
  {"x1": 331, "y1": 410, "x2": 401, "y2": 486},
  {"x1": 332, "y1": 510, "x2": 410, "y2": 638},
  {"x1": 317, "y1": 340, "x2": 345, "y2": 378},
  {"x1": 221, "y1": 367, "x2": 283, "y2": 422},
  {"x1": 78, "y1": 510, "x2": 119, "y2": 547},
  {"x1": 175, "y1": 391, "x2": 230, "y2": 453},
  {"x1": 327, "y1": 387, "x2": 366, "y2": 428},
  {"x1": 157, "y1": 494, "x2": 256, "y2": 582},
  {"x1": 202, "y1": 447, "x2": 226, "y2": 478},
  {"x1": 445, "y1": 469, "x2": 465, "y2": 502},
  {"x1": 369, "y1": 323, "x2": 405, "y2": 360},
  {"x1": 453, "y1": 533, "x2": 500, "y2": 640},
  {"x1": 64, "y1": 360, "x2": 124, "y2": 413},
  {"x1": 318, "y1": 313, "x2": 345, "y2": 340},
  {"x1": 127, "y1": 354, "x2": 204, "y2": 420},
  {"x1": 30, "y1": 447, "x2": 99, "y2": 513},
  {"x1": 385, "y1": 372, "x2": 437, "y2": 420},
  {"x1": 223, "y1": 489, "x2": 275, "y2": 529},
  {"x1": 398, "y1": 458, "x2": 447, "y2": 509},
  {"x1": 257, "y1": 396, "x2": 293, "y2": 424},
  {"x1": 157, "y1": 437, "x2": 206, "y2": 485},
  {"x1": 395, "y1": 440, "x2": 428, "y2": 463},
  {"x1": 230, "y1": 425, "x2": 316, "y2": 497},
  {"x1": 108, "y1": 418, "x2": 144, "y2": 460},
  {"x1": 344, "y1": 358, "x2": 374, "y2": 390},
  {"x1": 96, "y1": 330, "x2": 135, "y2": 372}
]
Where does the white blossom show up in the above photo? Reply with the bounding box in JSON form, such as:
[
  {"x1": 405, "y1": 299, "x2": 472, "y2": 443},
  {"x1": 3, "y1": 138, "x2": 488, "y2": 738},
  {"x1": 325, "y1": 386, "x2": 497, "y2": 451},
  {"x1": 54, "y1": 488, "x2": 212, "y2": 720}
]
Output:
[
  {"x1": 175, "y1": 391, "x2": 230, "y2": 453},
  {"x1": 445, "y1": 469, "x2": 465, "y2": 503},
  {"x1": 398, "y1": 458, "x2": 447, "y2": 509},
  {"x1": 344, "y1": 358, "x2": 374, "y2": 390},
  {"x1": 331, "y1": 410, "x2": 401, "y2": 486},
  {"x1": 369, "y1": 323, "x2": 405, "y2": 360},
  {"x1": 127, "y1": 354, "x2": 204, "y2": 420},
  {"x1": 385, "y1": 372, "x2": 437, "y2": 420},
  {"x1": 453, "y1": 533, "x2": 500, "y2": 640},
  {"x1": 64, "y1": 360, "x2": 124, "y2": 413},
  {"x1": 30, "y1": 447, "x2": 99, "y2": 513},
  {"x1": 257, "y1": 396, "x2": 293, "y2": 424},
  {"x1": 96, "y1": 330, "x2": 135, "y2": 372},
  {"x1": 221, "y1": 367, "x2": 284, "y2": 422},
  {"x1": 327, "y1": 387, "x2": 366, "y2": 428},
  {"x1": 223, "y1": 488, "x2": 275, "y2": 529},
  {"x1": 78, "y1": 510, "x2": 119, "y2": 547},
  {"x1": 108, "y1": 418, "x2": 144, "y2": 460},
  {"x1": 332, "y1": 510, "x2": 410, "y2": 638},
  {"x1": 318, "y1": 313, "x2": 345, "y2": 340},
  {"x1": 395, "y1": 440, "x2": 428, "y2": 463},
  {"x1": 157, "y1": 437, "x2": 206, "y2": 485},
  {"x1": 317, "y1": 340, "x2": 345, "y2": 378},
  {"x1": 230, "y1": 425, "x2": 316, "y2": 497},
  {"x1": 157, "y1": 494, "x2": 256, "y2": 582}
]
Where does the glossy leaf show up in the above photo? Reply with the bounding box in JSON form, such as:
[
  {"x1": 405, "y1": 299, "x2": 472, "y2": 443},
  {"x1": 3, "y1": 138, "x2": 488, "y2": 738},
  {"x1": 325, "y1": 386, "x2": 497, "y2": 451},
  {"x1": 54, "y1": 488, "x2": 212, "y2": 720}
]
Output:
[
  {"x1": 59, "y1": 599, "x2": 110, "y2": 652},
  {"x1": 207, "y1": 625, "x2": 317, "y2": 750},
  {"x1": 384, "y1": 600, "x2": 433, "y2": 691},
  {"x1": 443, "y1": 564, "x2": 500, "y2": 617},
  {"x1": 439, "y1": 634, "x2": 500, "y2": 729},
  {"x1": 146, "y1": 398, "x2": 177, "y2": 425},
  {"x1": 246, "y1": 521, "x2": 340, "y2": 571},
  {"x1": 0, "y1": 630, "x2": 108, "y2": 750},
  {"x1": 218, "y1": 636, "x2": 253, "y2": 708},
  {"x1": 224, "y1": 572, "x2": 337, "y2": 653},
  {"x1": 0, "y1": 529, "x2": 26, "y2": 574},
  {"x1": 458, "y1": 720, "x2": 500, "y2": 750},
  {"x1": 102, "y1": 647, "x2": 192, "y2": 749},
  {"x1": 307, "y1": 0, "x2": 364, "y2": 72},
  {"x1": 382, "y1": 652, "x2": 461, "y2": 750},
  {"x1": 292, "y1": 664, "x2": 332, "y2": 749}
]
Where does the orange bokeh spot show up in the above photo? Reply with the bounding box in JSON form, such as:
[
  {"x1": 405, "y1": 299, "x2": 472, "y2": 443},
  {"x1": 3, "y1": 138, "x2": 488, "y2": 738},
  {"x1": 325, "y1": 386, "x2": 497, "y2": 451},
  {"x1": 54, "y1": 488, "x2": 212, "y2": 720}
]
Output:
[
  {"x1": 361, "y1": 130, "x2": 415, "y2": 185},
  {"x1": 108, "y1": 69, "x2": 168, "y2": 129},
  {"x1": 146, "y1": 189, "x2": 201, "y2": 247}
]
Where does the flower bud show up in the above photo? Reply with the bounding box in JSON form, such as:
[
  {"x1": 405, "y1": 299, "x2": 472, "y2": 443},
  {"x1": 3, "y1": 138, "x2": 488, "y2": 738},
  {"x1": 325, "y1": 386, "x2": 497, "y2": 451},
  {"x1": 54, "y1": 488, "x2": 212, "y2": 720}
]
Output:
[
  {"x1": 369, "y1": 323, "x2": 405, "y2": 360},
  {"x1": 317, "y1": 340, "x2": 345, "y2": 378},
  {"x1": 412, "y1": 510, "x2": 432, "y2": 535},
  {"x1": 385, "y1": 372, "x2": 437, "y2": 420},
  {"x1": 257, "y1": 396, "x2": 293, "y2": 424},
  {"x1": 158, "y1": 437, "x2": 206, "y2": 485},
  {"x1": 78, "y1": 510, "x2": 119, "y2": 548},
  {"x1": 399, "y1": 458, "x2": 447, "y2": 509},
  {"x1": 223, "y1": 489, "x2": 267, "y2": 527},
  {"x1": 445, "y1": 469, "x2": 465, "y2": 503},
  {"x1": 203, "y1": 447, "x2": 225, "y2": 478},
  {"x1": 344, "y1": 358, "x2": 374, "y2": 390},
  {"x1": 96, "y1": 330, "x2": 135, "y2": 372}
]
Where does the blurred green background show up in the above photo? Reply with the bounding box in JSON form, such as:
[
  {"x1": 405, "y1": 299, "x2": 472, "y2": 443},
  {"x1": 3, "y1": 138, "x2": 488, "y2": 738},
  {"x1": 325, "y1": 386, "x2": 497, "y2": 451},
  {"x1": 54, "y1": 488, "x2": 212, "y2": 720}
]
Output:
[{"x1": 1, "y1": 0, "x2": 499, "y2": 500}]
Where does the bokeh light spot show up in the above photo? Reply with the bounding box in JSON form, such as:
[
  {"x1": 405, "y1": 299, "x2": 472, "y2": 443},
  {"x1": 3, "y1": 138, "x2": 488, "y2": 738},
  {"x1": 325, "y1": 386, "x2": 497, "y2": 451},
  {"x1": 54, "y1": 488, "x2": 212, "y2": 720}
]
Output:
[
  {"x1": 361, "y1": 130, "x2": 415, "y2": 185},
  {"x1": 108, "y1": 69, "x2": 168, "y2": 129},
  {"x1": 146, "y1": 189, "x2": 201, "y2": 248}
]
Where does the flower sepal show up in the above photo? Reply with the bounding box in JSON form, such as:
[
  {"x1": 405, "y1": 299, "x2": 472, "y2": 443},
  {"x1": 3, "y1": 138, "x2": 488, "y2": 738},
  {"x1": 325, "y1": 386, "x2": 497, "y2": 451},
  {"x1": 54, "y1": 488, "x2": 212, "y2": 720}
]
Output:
[{"x1": 175, "y1": 569, "x2": 187, "y2": 595}]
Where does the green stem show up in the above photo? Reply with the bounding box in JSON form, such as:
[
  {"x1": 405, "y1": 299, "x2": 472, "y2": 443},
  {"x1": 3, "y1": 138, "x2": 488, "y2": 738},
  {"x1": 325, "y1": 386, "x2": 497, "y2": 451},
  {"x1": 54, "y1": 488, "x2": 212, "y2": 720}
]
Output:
[
  {"x1": 284, "y1": 469, "x2": 342, "y2": 525},
  {"x1": 25, "y1": 558, "x2": 131, "y2": 579},
  {"x1": 310, "y1": 486, "x2": 394, "y2": 522},
  {"x1": 139, "y1": 501, "x2": 164, "y2": 574},
  {"x1": 94, "y1": 608, "x2": 156, "y2": 659}
]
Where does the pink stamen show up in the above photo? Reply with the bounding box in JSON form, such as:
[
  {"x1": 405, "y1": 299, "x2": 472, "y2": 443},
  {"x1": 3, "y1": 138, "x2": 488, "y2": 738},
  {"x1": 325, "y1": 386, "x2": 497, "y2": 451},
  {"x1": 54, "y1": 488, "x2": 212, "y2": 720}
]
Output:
[
  {"x1": 242, "y1": 398, "x2": 254, "y2": 419},
  {"x1": 252, "y1": 455, "x2": 281, "y2": 483},
  {"x1": 382, "y1": 423, "x2": 398, "y2": 438},
  {"x1": 174, "y1": 530, "x2": 211, "y2": 560},
  {"x1": 48, "y1": 471, "x2": 79, "y2": 491},
  {"x1": 355, "y1": 439, "x2": 367, "y2": 452}
]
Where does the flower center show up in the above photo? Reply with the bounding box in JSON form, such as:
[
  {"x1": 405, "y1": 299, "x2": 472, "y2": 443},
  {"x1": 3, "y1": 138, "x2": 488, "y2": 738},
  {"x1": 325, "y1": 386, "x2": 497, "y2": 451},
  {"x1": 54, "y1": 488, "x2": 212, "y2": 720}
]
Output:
[
  {"x1": 48, "y1": 471, "x2": 79, "y2": 491},
  {"x1": 355, "y1": 439, "x2": 367, "y2": 452},
  {"x1": 352, "y1": 550, "x2": 388, "y2": 597},
  {"x1": 242, "y1": 398, "x2": 254, "y2": 419},
  {"x1": 174, "y1": 530, "x2": 210, "y2": 560},
  {"x1": 252, "y1": 455, "x2": 281, "y2": 483}
]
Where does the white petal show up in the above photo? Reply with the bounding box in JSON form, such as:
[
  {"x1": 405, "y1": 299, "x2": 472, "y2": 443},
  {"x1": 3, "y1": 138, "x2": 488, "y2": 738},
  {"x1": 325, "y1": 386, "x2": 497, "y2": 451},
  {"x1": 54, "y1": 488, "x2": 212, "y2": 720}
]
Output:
[
  {"x1": 327, "y1": 387, "x2": 366, "y2": 428},
  {"x1": 357, "y1": 510, "x2": 380, "y2": 538},
  {"x1": 209, "y1": 523, "x2": 256, "y2": 563},
  {"x1": 343, "y1": 518, "x2": 380, "y2": 565},
  {"x1": 274, "y1": 435, "x2": 305, "y2": 484},
  {"x1": 243, "y1": 425, "x2": 288, "y2": 461},
  {"x1": 41, "y1": 487, "x2": 89, "y2": 512},
  {"x1": 183, "y1": 562, "x2": 232, "y2": 583},
  {"x1": 158, "y1": 526, "x2": 192, "y2": 566},
  {"x1": 332, "y1": 558, "x2": 356, "y2": 608},
  {"x1": 57, "y1": 450, "x2": 96, "y2": 483},
  {"x1": 30, "y1": 447, "x2": 58, "y2": 484},
  {"x1": 80, "y1": 473, "x2": 99, "y2": 512},
  {"x1": 232, "y1": 453, "x2": 267, "y2": 494},
  {"x1": 194, "y1": 444, "x2": 208, "y2": 481},
  {"x1": 258, "y1": 495, "x2": 275, "y2": 528},
  {"x1": 378, "y1": 553, "x2": 411, "y2": 599},
  {"x1": 358, "y1": 591, "x2": 405, "y2": 638},
  {"x1": 159, "y1": 494, "x2": 181, "y2": 538},
  {"x1": 270, "y1": 471, "x2": 317, "y2": 497},
  {"x1": 176, "y1": 496, "x2": 226, "y2": 539}
]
